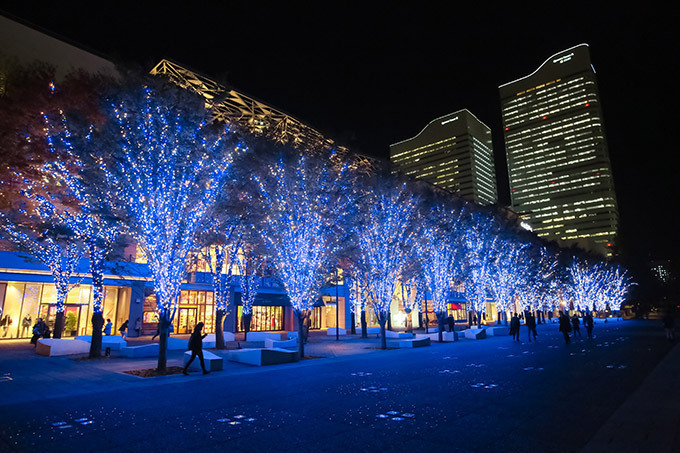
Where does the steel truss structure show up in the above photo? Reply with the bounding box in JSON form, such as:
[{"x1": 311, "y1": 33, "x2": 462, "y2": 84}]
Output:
[{"x1": 150, "y1": 59, "x2": 378, "y2": 173}]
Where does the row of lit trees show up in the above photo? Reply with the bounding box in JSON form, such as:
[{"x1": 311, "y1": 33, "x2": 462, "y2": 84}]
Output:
[{"x1": 0, "y1": 66, "x2": 634, "y2": 369}]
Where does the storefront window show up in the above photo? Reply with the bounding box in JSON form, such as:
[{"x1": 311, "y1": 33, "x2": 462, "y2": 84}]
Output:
[
  {"x1": 236, "y1": 306, "x2": 284, "y2": 332},
  {"x1": 1, "y1": 283, "x2": 24, "y2": 338}
]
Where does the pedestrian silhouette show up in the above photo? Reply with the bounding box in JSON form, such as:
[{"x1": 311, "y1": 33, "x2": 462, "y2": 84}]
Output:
[
  {"x1": 510, "y1": 313, "x2": 521, "y2": 341},
  {"x1": 571, "y1": 315, "x2": 581, "y2": 338},
  {"x1": 559, "y1": 311, "x2": 572, "y2": 344},
  {"x1": 183, "y1": 322, "x2": 209, "y2": 375},
  {"x1": 584, "y1": 310, "x2": 594, "y2": 339},
  {"x1": 526, "y1": 311, "x2": 537, "y2": 342}
]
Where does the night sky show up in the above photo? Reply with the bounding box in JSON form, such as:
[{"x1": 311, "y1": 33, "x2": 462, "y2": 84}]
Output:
[{"x1": 1, "y1": 2, "x2": 676, "y2": 265}]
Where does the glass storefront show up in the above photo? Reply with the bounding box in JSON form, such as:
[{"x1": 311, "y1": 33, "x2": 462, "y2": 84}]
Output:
[
  {"x1": 0, "y1": 282, "x2": 128, "y2": 339},
  {"x1": 143, "y1": 289, "x2": 215, "y2": 334},
  {"x1": 236, "y1": 305, "x2": 284, "y2": 332}
]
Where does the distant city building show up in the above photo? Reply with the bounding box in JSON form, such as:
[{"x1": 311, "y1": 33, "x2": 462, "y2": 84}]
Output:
[
  {"x1": 389, "y1": 109, "x2": 498, "y2": 205},
  {"x1": 499, "y1": 44, "x2": 619, "y2": 257}
]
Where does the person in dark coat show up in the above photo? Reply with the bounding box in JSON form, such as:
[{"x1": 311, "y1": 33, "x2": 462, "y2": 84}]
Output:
[
  {"x1": 526, "y1": 311, "x2": 537, "y2": 342},
  {"x1": 558, "y1": 312, "x2": 572, "y2": 344},
  {"x1": 510, "y1": 313, "x2": 521, "y2": 341},
  {"x1": 571, "y1": 314, "x2": 581, "y2": 338},
  {"x1": 183, "y1": 322, "x2": 209, "y2": 375},
  {"x1": 118, "y1": 320, "x2": 128, "y2": 339},
  {"x1": 30, "y1": 318, "x2": 49, "y2": 346},
  {"x1": 584, "y1": 310, "x2": 594, "y2": 339},
  {"x1": 447, "y1": 315, "x2": 454, "y2": 332}
]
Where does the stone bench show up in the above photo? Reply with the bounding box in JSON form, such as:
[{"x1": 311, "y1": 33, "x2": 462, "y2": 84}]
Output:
[
  {"x1": 264, "y1": 338, "x2": 297, "y2": 349},
  {"x1": 484, "y1": 326, "x2": 509, "y2": 336},
  {"x1": 228, "y1": 348, "x2": 297, "y2": 366},
  {"x1": 120, "y1": 343, "x2": 159, "y2": 358},
  {"x1": 183, "y1": 350, "x2": 223, "y2": 372},
  {"x1": 75, "y1": 335, "x2": 127, "y2": 350},
  {"x1": 463, "y1": 328, "x2": 487, "y2": 340},
  {"x1": 425, "y1": 331, "x2": 458, "y2": 342},
  {"x1": 36, "y1": 339, "x2": 90, "y2": 357},
  {"x1": 167, "y1": 337, "x2": 189, "y2": 350},
  {"x1": 385, "y1": 330, "x2": 414, "y2": 339},
  {"x1": 327, "y1": 327, "x2": 347, "y2": 336},
  {"x1": 246, "y1": 332, "x2": 284, "y2": 342},
  {"x1": 356, "y1": 327, "x2": 380, "y2": 335},
  {"x1": 202, "y1": 332, "x2": 236, "y2": 348},
  {"x1": 399, "y1": 337, "x2": 431, "y2": 348}
]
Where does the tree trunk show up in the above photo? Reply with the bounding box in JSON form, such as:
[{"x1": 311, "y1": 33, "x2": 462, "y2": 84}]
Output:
[
  {"x1": 360, "y1": 310, "x2": 368, "y2": 339},
  {"x1": 157, "y1": 315, "x2": 170, "y2": 372},
  {"x1": 243, "y1": 313, "x2": 252, "y2": 342},
  {"x1": 89, "y1": 312, "x2": 104, "y2": 358},
  {"x1": 53, "y1": 311, "x2": 65, "y2": 339},
  {"x1": 215, "y1": 309, "x2": 225, "y2": 349},
  {"x1": 296, "y1": 311, "x2": 305, "y2": 359},
  {"x1": 378, "y1": 313, "x2": 387, "y2": 349},
  {"x1": 387, "y1": 312, "x2": 392, "y2": 331},
  {"x1": 350, "y1": 312, "x2": 356, "y2": 335}
]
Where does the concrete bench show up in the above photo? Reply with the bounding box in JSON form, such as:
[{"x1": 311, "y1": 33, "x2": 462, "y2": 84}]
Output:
[
  {"x1": 385, "y1": 330, "x2": 414, "y2": 339},
  {"x1": 202, "y1": 332, "x2": 236, "y2": 348},
  {"x1": 36, "y1": 339, "x2": 90, "y2": 357},
  {"x1": 264, "y1": 338, "x2": 297, "y2": 349},
  {"x1": 484, "y1": 326, "x2": 509, "y2": 336},
  {"x1": 327, "y1": 327, "x2": 347, "y2": 336},
  {"x1": 463, "y1": 328, "x2": 487, "y2": 340},
  {"x1": 246, "y1": 332, "x2": 284, "y2": 342},
  {"x1": 425, "y1": 331, "x2": 458, "y2": 342},
  {"x1": 228, "y1": 348, "x2": 297, "y2": 366},
  {"x1": 75, "y1": 335, "x2": 127, "y2": 350},
  {"x1": 399, "y1": 337, "x2": 430, "y2": 348},
  {"x1": 167, "y1": 337, "x2": 189, "y2": 350},
  {"x1": 356, "y1": 327, "x2": 380, "y2": 335},
  {"x1": 120, "y1": 343, "x2": 159, "y2": 358},
  {"x1": 183, "y1": 350, "x2": 223, "y2": 372}
]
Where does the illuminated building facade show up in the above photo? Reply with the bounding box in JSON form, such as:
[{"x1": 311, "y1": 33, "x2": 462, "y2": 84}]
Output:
[
  {"x1": 389, "y1": 110, "x2": 498, "y2": 205},
  {"x1": 500, "y1": 44, "x2": 618, "y2": 257}
]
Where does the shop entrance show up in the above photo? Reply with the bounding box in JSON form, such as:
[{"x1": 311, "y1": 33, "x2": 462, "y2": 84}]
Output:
[
  {"x1": 177, "y1": 307, "x2": 197, "y2": 334},
  {"x1": 38, "y1": 304, "x2": 82, "y2": 337}
]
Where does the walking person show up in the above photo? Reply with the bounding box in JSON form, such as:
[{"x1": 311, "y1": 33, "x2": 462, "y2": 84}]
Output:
[
  {"x1": 118, "y1": 319, "x2": 128, "y2": 339},
  {"x1": 559, "y1": 311, "x2": 572, "y2": 344},
  {"x1": 584, "y1": 310, "x2": 594, "y2": 339},
  {"x1": 526, "y1": 311, "x2": 537, "y2": 342},
  {"x1": 571, "y1": 314, "x2": 581, "y2": 338},
  {"x1": 510, "y1": 313, "x2": 521, "y2": 341},
  {"x1": 183, "y1": 322, "x2": 209, "y2": 375},
  {"x1": 103, "y1": 318, "x2": 113, "y2": 336}
]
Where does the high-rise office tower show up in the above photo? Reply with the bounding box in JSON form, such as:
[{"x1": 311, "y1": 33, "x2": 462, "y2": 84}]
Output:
[
  {"x1": 500, "y1": 44, "x2": 618, "y2": 257},
  {"x1": 390, "y1": 109, "x2": 498, "y2": 205}
]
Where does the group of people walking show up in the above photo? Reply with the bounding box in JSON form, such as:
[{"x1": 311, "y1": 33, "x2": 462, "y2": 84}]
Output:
[{"x1": 509, "y1": 310, "x2": 595, "y2": 344}]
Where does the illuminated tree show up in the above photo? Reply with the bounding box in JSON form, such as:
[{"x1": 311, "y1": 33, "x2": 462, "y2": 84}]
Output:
[
  {"x1": 197, "y1": 218, "x2": 241, "y2": 349},
  {"x1": 37, "y1": 109, "x2": 120, "y2": 356},
  {"x1": 567, "y1": 257, "x2": 603, "y2": 312},
  {"x1": 253, "y1": 150, "x2": 351, "y2": 358},
  {"x1": 600, "y1": 263, "x2": 635, "y2": 311},
  {"x1": 488, "y1": 238, "x2": 529, "y2": 325},
  {"x1": 103, "y1": 82, "x2": 241, "y2": 371},
  {"x1": 463, "y1": 214, "x2": 500, "y2": 328},
  {"x1": 415, "y1": 204, "x2": 465, "y2": 340},
  {"x1": 355, "y1": 181, "x2": 419, "y2": 349},
  {"x1": 0, "y1": 211, "x2": 82, "y2": 339}
]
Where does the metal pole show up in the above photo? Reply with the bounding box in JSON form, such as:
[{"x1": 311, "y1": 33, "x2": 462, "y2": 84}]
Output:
[{"x1": 336, "y1": 267, "x2": 339, "y2": 341}]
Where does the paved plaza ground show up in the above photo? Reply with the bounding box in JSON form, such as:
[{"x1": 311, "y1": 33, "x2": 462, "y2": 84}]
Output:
[{"x1": 1, "y1": 319, "x2": 679, "y2": 453}]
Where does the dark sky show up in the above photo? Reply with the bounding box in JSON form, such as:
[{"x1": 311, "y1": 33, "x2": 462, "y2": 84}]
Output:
[{"x1": 1, "y1": 1, "x2": 676, "y2": 264}]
